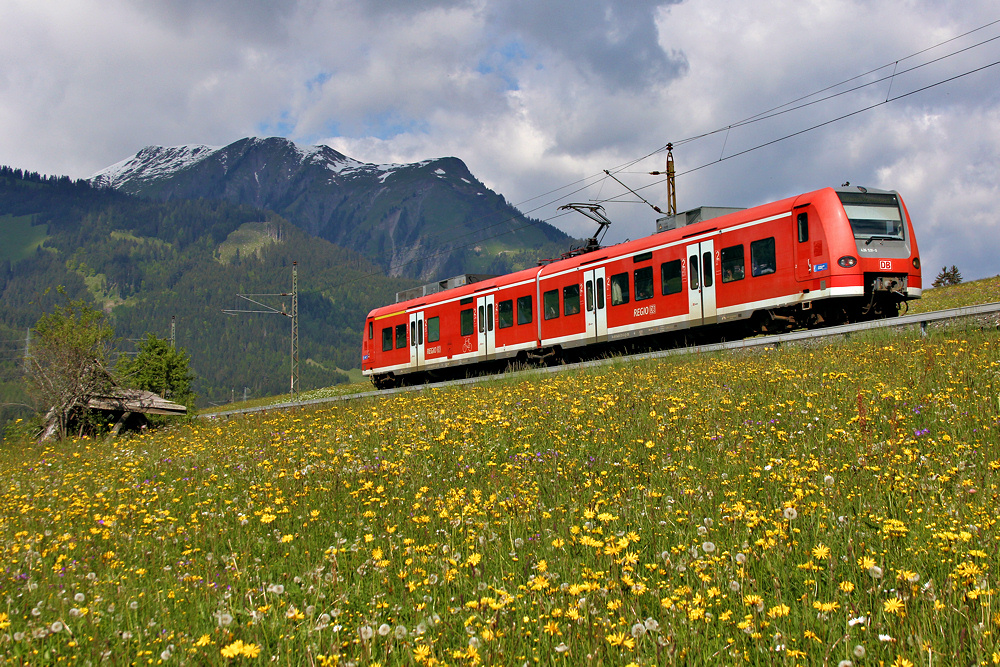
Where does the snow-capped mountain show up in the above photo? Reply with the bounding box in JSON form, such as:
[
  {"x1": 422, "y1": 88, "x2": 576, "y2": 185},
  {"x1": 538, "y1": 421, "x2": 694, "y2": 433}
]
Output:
[{"x1": 91, "y1": 137, "x2": 569, "y2": 279}]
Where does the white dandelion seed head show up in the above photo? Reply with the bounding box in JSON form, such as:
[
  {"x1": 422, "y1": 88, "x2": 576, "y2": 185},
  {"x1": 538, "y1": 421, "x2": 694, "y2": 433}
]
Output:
[
  {"x1": 69, "y1": 608, "x2": 82, "y2": 618},
  {"x1": 74, "y1": 592, "x2": 86, "y2": 603},
  {"x1": 129, "y1": 601, "x2": 139, "y2": 611},
  {"x1": 735, "y1": 552, "x2": 747, "y2": 565},
  {"x1": 854, "y1": 644, "x2": 867, "y2": 657},
  {"x1": 702, "y1": 541, "x2": 717, "y2": 554},
  {"x1": 697, "y1": 526, "x2": 708, "y2": 536},
  {"x1": 644, "y1": 618, "x2": 660, "y2": 631},
  {"x1": 631, "y1": 623, "x2": 646, "y2": 638},
  {"x1": 359, "y1": 625, "x2": 374, "y2": 641},
  {"x1": 730, "y1": 580, "x2": 741, "y2": 592},
  {"x1": 837, "y1": 661, "x2": 853, "y2": 667},
  {"x1": 378, "y1": 623, "x2": 391, "y2": 636},
  {"x1": 160, "y1": 649, "x2": 171, "y2": 661},
  {"x1": 121, "y1": 631, "x2": 133, "y2": 640},
  {"x1": 394, "y1": 625, "x2": 408, "y2": 639},
  {"x1": 782, "y1": 507, "x2": 798, "y2": 521},
  {"x1": 868, "y1": 565, "x2": 884, "y2": 579},
  {"x1": 50, "y1": 621, "x2": 63, "y2": 633},
  {"x1": 468, "y1": 636, "x2": 481, "y2": 648}
]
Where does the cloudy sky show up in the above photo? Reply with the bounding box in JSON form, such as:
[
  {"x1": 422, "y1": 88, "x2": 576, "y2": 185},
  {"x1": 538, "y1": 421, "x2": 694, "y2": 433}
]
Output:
[{"x1": 2, "y1": 0, "x2": 998, "y2": 280}]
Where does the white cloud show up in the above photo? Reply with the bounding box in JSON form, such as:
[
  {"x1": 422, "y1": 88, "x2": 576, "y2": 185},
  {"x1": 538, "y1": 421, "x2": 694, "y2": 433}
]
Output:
[{"x1": 0, "y1": 0, "x2": 998, "y2": 277}]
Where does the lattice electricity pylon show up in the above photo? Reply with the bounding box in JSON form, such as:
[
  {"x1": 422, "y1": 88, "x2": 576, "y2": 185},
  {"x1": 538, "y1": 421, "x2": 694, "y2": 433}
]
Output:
[{"x1": 223, "y1": 261, "x2": 299, "y2": 400}]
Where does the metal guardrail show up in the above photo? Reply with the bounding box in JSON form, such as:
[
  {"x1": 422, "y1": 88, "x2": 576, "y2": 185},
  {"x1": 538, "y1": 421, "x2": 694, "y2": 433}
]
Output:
[{"x1": 201, "y1": 301, "x2": 1000, "y2": 420}]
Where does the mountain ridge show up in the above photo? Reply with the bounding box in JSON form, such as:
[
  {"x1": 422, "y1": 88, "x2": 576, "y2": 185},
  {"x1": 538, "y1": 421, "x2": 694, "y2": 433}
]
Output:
[{"x1": 91, "y1": 137, "x2": 572, "y2": 279}]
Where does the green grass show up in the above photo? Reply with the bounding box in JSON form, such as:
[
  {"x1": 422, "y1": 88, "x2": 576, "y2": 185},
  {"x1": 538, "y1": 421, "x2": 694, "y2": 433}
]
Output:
[
  {"x1": 217, "y1": 222, "x2": 280, "y2": 264},
  {"x1": 910, "y1": 274, "x2": 1000, "y2": 313},
  {"x1": 1, "y1": 322, "x2": 998, "y2": 665},
  {"x1": 0, "y1": 214, "x2": 48, "y2": 262}
]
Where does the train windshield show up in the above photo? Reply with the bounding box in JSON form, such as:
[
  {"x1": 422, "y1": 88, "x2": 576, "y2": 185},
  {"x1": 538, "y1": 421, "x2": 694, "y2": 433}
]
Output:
[{"x1": 837, "y1": 192, "x2": 905, "y2": 242}]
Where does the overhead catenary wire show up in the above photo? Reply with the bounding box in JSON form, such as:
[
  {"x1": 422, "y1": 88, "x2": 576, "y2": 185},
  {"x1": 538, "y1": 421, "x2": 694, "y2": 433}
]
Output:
[{"x1": 220, "y1": 19, "x2": 1000, "y2": 296}]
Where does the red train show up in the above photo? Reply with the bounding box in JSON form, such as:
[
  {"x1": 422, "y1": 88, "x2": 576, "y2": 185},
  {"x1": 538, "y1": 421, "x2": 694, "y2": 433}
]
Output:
[{"x1": 362, "y1": 185, "x2": 921, "y2": 388}]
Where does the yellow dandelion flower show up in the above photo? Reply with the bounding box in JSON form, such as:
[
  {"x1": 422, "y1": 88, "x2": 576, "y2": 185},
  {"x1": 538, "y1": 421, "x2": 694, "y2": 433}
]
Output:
[
  {"x1": 883, "y1": 598, "x2": 905, "y2": 614},
  {"x1": 195, "y1": 634, "x2": 212, "y2": 647},
  {"x1": 767, "y1": 604, "x2": 790, "y2": 618},
  {"x1": 221, "y1": 640, "x2": 245, "y2": 658},
  {"x1": 839, "y1": 580, "x2": 855, "y2": 593},
  {"x1": 811, "y1": 543, "x2": 831, "y2": 560}
]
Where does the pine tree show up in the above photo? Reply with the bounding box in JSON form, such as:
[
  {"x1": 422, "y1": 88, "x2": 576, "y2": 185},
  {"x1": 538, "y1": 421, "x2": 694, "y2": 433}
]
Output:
[{"x1": 933, "y1": 265, "x2": 964, "y2": 288}]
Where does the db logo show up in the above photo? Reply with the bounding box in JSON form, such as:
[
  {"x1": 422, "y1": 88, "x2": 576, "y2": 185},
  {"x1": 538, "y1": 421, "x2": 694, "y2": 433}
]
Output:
[{"x1": 879, "y1": 260, "x2": 892, "y2": 270}]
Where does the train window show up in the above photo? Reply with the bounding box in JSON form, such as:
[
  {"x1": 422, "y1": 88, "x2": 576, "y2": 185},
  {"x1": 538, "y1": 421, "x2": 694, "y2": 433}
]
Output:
[
  {"x1": 721, "y1": 245, "x2": 745, "y2": 283},
  {"x1": 661, "y1": 260, "x2": 682, "y2": 295},
  {"x1": 751, "y1": 237, "x2": 777, "y2": 276},
  {"x1": 634, "y1": 266, "x2": 654, "y2": 301},
  {"x1": 563, "y1": 284, "x2": 581, "y2": 316},
  {"x1": 517, "y1": 295, "x2": 533, "y2": 325},
  {"x1": 633, "y1": 251, "x2": 652, "y2": 263},
  {"x1": 543, "y1": 289, "x2": 560, "y2": 320},
  {"x1": 418, "y1": 319, "x2": 423, "y2": 345},
  {"x1": 382, "y1": 327, "x2": 393, "y2": 351},
  {"x1": 487, "y1": 304, "x2": 494, "y2": 331},
  {"x1": 597, "y1": 277, "x2": 605, "y2": 309},
  {"x1": 797, "y1": 213, "x2": 809, "y2": 243},
  {"x1": 610, "y1": 272, "x2": 630, "y2": 305},
  {"x1": 703, "y1": 252, "x2": 713, "y2": 287},
  {"x1": 460, "y1": 308, "x2": 474, "y2": 336},
  {"x1": 478, "y1": 305, "x2": 485, "y2": 333},
  {"x1": 395, "y1": 323, "x2": 407, "y2": 349},
  {"x1": 368, "y1": 321, "x2": 373, "y2": 339},
  {"x1": 427, "y1": 316, "x2": 440, "y2": 342},
  {"x1": 498, "y1": 300, "x2": 514, "y2": 328},
  {"x1": 586, "y1": 280, "x2": 594, "y2": 311},
  {"x1": 689, "y1": 255, "x2": 699, "y2": 290},
  {"x1": 460, "y1": 297, "x2": 473, "y2": 305}
]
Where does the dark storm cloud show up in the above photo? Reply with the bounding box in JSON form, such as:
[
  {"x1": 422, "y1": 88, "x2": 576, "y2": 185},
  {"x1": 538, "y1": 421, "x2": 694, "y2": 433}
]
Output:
[{"x1": 487, "y1": 0, "x2": 686, "y2": 92}]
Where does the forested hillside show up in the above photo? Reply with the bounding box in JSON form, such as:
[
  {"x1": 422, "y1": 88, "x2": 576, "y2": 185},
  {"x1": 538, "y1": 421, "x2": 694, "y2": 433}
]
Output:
[
  {"x1": 92, "y1": 138, "x2": 573, "y2": 280},
  {"x1": 0, "y1": 166, "x2": 415, "y2": 426}
]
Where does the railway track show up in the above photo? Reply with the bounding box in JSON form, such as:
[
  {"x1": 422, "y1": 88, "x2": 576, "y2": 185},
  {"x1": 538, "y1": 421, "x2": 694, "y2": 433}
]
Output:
[{"x1": 201, "y1": 301, "x2": 1000, "y2": 420}]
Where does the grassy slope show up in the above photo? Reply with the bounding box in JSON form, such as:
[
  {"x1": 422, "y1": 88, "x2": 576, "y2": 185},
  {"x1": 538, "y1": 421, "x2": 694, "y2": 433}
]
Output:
[
  {"x1": 1, "y1": 298, "x2": 999, "y2": 663},
  {"x1": 909, "y1": 274, "x2": 1000, "y2": 313},
  {"x1": 0, "y1": 214, "x2": 48, "y2": 262},
  {"x1": 203, "y1": 274, "x2": 1000, "y2": 415}
]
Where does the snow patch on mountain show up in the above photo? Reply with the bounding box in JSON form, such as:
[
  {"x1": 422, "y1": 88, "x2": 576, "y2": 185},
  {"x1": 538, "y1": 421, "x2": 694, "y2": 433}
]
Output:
[{"x1": 92, "y1": 144, "x2": 223, "y2": 188}]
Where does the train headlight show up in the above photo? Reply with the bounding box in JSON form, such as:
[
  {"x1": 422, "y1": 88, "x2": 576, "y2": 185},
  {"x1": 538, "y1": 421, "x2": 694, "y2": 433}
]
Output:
[
  {"x1": 912, "y1": 257, "x2": 920, "y2": 270},
  {"x1": 838, "y1": 255, "x2": 858, "y2": 268}
]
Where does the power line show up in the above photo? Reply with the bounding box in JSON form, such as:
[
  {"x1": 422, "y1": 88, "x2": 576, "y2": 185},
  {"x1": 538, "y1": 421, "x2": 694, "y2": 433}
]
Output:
[{"x1": 319, "y1": 40, "x2": 1000, "y2": 292}]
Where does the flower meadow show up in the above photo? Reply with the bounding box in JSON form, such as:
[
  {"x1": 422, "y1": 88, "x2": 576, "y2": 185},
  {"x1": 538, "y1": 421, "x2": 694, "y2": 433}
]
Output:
[{"x1": 2, "y1": 326, "x2": 999, "y2": 666}]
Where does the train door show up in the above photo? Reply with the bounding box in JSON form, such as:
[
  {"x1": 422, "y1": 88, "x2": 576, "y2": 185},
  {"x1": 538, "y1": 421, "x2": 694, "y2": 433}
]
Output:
[
  {"x1": 686, "y1": 240, "x2": 717, "y2": 326},
  {"x1": 409, "y1": 310, "x2": 425, "y2": 369},
  {"x1": 795, "y1": 209, "x2": 812, "y2": 281},
  {"x1": 476, "y1": 294, "x2": 496, "y2": 360},
  {"x1": 583, "y1": 268, "x2": 608, "y2": 343}
]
